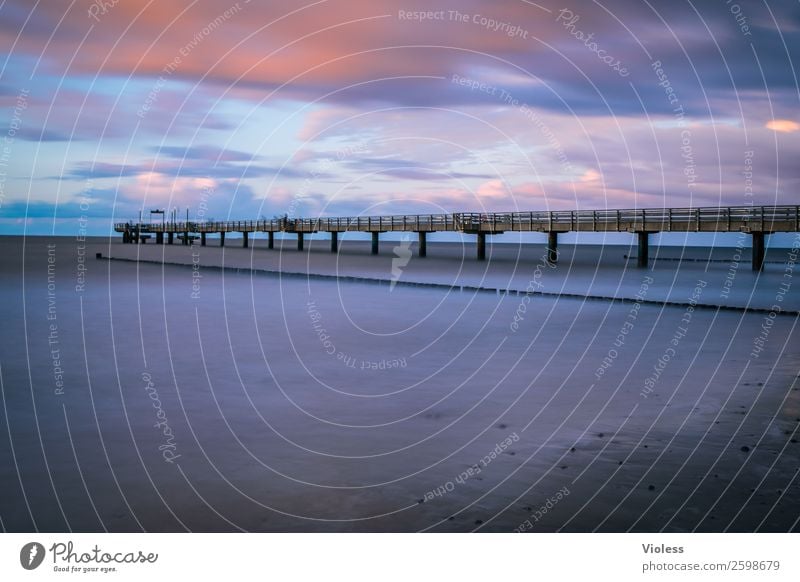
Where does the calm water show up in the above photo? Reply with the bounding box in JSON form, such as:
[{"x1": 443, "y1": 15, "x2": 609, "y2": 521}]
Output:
[{"x1": 1, "y1": 236, "x2": 798, "y2": 532}]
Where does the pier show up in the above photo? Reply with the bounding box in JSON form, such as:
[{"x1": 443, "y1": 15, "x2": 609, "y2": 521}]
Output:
[{"x1": 115, "y1": 205, "x2": 800, "y2": 271}]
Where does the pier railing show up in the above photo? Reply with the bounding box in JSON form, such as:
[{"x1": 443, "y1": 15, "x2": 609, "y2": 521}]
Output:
[
  {"x1": 115, "y1": 205, "x2": 800, "y2": 235},
  {"x1": 454, "y1": 206, "x2": 800, "y2": 232}
]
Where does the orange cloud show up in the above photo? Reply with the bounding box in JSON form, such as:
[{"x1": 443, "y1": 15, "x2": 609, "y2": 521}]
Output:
[{"x1": 765, "y1": 119, "x2": 800, "y2": 133}]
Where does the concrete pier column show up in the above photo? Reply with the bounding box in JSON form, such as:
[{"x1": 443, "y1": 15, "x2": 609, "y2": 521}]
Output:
[
  {"x1": 156, "y1": 232, "x2": 164, "y2": 244},
  {"x1": 183, "y1": 231, "x2": 189, "y2": 246},
  {"x1": 201, "y1": 232, "x2": 206, "y2": 246},
  {"x1": 242, "y1": 232, "x2": 249, "y2": 248},
  {"x1": 418, "y1": 231, "x2": 427, "y2": 257},
  {"x1": 219, "y1": 232, "x2": 225, "y2": 247},
  {"x1": 547, "y1": 231, "x2": 558, "y2": 265},
  {"x1": 752, "y1": 232, "x2": 765, "y2": 271},
  {"x1": 168, "y1": 232, "x2": 174, "y2": 245},
  {"x1": 268, "y1": 231, "x2": 274, "y2": 249},
  {"x1": 297, "y1": 232, "x2": 304, "y2": 251},
  {"x1": 123, "y1": 231, "x2": 129, "y2": 243},
  {"x1": 477, "y1": 232, "x2": 486, "y2": 261},
  {"x1": 331, "y1": 231, "x2": 338, "y2": 253},
  {"x1": 371, "y1": 231, "x2": 380, "y2": 255},
  {"x1": 637, "y1": 231, "x2": 649, "y2": 268},
  {"x1": 140, "y1": 235, "x2": 147, "y2": 244}
]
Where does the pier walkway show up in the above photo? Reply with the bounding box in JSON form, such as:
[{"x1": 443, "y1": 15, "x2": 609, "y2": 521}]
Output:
[{"x1": 115, "y1": 205, "x2": 800, "y2": 270}]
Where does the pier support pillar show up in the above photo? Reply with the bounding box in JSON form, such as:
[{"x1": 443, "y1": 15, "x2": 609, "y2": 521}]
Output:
[
  {"x1": 752, "y1": 232, "x2": 765, "y2": 271},
  {"x1": 201, "y1": 232, "x2": 206, "y2": 246},
  {"x1": 637, "y1": 232, "x2": 649, "y2": 268},
  {"x1": 331, "y1": 231, "x2": 338, "y2": 253},
  {"x1": 371, "y1": 231, "x2": 380, "y2": 255},
  {"x1": 123, "y1": 231, "x2": 129, "y2": 243},
  {"x1": 477, "y1": 232, "x2": 486, "y2": 261},
  {"x1": 168, "y1": 232, "x2": 174, "y2": 245},
  {"x1": 242, "y1": 232, "x2": 248, "y2": 248},
  {"x1": 547, "y1": 231, "x2": 558, "y2": 265},
  {"x1": 182, "y1": 231, "x2": 189, "y2": 246},
  {"x1": 219, "y1": 232, "x2": 225, "y2": 247},
  {"x1": 268, "y1": 231, "x2": 274, "y2": 249},
  {"x1": 156, "y1": 232, "x2": 163, "y2": 245},
  {"x1": 297, "y1": 232, "x2": 304, "y2": 251},
  {"x1": 418, "y1": 231, "x2": 427, "y2": 257},
  {"x1": 140, "y1": 236, "x2": 147, "y2": 244}
]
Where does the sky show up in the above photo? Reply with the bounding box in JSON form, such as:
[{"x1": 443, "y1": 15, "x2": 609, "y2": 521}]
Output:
[{"x1": 0, "y1": 0, "x2": 798, "y2": 237}]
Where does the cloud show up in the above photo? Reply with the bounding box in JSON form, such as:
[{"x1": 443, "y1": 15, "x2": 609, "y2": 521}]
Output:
[
  {"x1": 766, "y1": 119, "x2": 800, "y2": 133},
  {"x1": 62, "y1": 158, "x2": 308, "y2": 181},
  {"x1": 151, "y1": 145, "x2": 261, "y2": 162},
  {"x1": 2, "y1": 0, "x2": 798, "y2": 116}
]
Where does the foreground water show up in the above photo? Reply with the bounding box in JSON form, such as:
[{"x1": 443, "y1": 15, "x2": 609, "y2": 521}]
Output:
[{"x1": 1, "y1": 236, "x2": 798, "y2": 532}]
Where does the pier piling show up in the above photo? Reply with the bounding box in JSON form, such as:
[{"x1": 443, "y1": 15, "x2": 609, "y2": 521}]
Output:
[
  {"x1": 752, "y1": 232, "x2": 765, "y2": 271},
  {"x1": 418, "y1": 231, "x2": 427, "y2": 257},
  {"x1": 547, "y1": 231, "x2": 558, "y2": 265},
  {"x1": 477, "y1": 232, "x2": 486, "y2": 261},
  {"x1": 637, "y1": 232, "x2": 649, "y2": 268}
]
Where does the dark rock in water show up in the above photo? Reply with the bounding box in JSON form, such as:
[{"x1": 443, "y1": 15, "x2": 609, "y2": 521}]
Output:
[
  {"x1": 648, "y1": 485, "x2": 656, "y2": 491},
  {"x1": 417, "y1": 499, "x2": 424, "y2": 504},
  {"x1": 474, "y1": 519, "x2": 483, "y2": 526},
  {"x1": 560, "y1": 465, "x2": 568, "y2": 469},
  {"x1": 598, "y1": 433, "x2": 604, "y2": 438},
  {"x1": 570, "y1": 447, "x2": 576, "y2": 452},
  {"x1": 741, "y1": 445, "x2": 750, "y2": 452},
  {"x1": 448, "y1": 516, "x2": 455, "y2": 521},
  {"x1": 523, "y1": 506, "x2": 532, "y2": 512},
  {"x1": 618, "y1": 460, "x2": 623, "y2": 465},
  {"x1": 497, "y1": 423, "x2": 508, "y2": 429}
]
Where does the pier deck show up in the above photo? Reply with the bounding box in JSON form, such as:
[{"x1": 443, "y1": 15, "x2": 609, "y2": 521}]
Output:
[{"x1": 115, "y1": 205, "x2": 800, "y2": 270}]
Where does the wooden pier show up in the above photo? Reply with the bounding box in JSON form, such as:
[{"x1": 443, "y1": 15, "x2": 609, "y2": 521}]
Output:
[{"x1": 115, "y1": 205, "x2": 800, "y2": 271}]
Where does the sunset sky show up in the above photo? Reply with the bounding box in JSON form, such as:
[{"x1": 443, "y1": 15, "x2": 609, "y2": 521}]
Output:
[{"x1": 1, "y1": 0, "x2": 798, "y2": 235}]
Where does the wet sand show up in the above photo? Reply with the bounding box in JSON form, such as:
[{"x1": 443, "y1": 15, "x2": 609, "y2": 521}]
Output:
[{"x1": 0, "y1": 235, "x2": 798, "y2": 532}]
